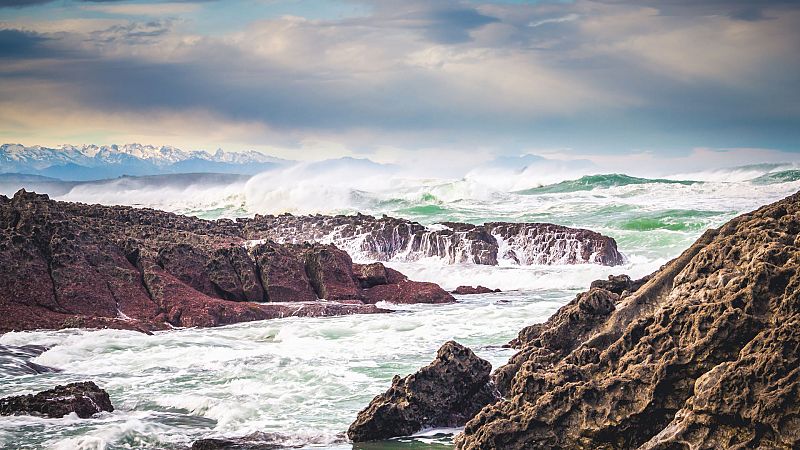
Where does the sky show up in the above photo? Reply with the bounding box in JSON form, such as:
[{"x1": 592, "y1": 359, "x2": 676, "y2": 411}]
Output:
[{"x1": 1, "y1": 0, "x2": 799, "y2": 171}]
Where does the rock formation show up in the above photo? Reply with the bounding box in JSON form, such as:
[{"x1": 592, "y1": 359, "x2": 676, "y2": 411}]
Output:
[
  {"x1": 0, "y1": 381, "x2": 113, "y2": 418},
  {"x1": 240, "y1": 213, "x2": 624, "y2": 266},
  {"x1": 347, "y1": 341, "x2": 499, "y2": 442},
  {"x1": 192, "y1": 431, "x2": 339, "y2": 449},
  {"x1": 452, "y1": 286, "x2": 502, "y2": 295},
  {"x1": 0, "y1": 190, "x2": 454, "y2": 333},
  {"x1": 456, "y1": 191, "x2": 800, "y2": 449},
  {"x1": 349, "y1": 191, "x2": 800, "y2": 449}
]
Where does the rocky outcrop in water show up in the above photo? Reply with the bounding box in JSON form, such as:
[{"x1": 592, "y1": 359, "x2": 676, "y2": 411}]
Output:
[
  {"x1": 350, "y1": 191, "x2": 800, "y2": 449},
  {"x1": 0, "y1": 190, "x2": 454, "y2": 333},
  {"x1": 347, "y1": 341, "x2": 499, "y2": 442},
  {"x1": 453, "y1": 286, "x2": 501, "y2": 295},
  {"x1": 192, "y1": 431, "x2": 342, "y2": 449},
  {"x1": 454, "y1": 192, "x2": 800, "y2": 449},
  {"x1": 0, "y1": 381, "x2": 113, "y2": 418},
  {"x1": 240, "y1": 213, "x2": 624, "y2": 266}
]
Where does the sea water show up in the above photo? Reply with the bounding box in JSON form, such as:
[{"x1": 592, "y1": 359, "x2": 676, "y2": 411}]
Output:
[{"x1": 1, "y1": 165, "x2": 799, "y2": 449}]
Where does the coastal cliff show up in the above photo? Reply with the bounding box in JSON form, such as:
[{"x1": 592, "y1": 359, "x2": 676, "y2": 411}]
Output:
[{"x1": 351, "y1": 191, "x2": 800, "y2": 449}]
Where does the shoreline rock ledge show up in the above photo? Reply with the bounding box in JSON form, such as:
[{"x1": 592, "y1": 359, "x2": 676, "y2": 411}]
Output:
[
  {"x1": 350, "y1": 191, "x2": 800, "y2": 449},
  {"x1": 0, "y1": 190, "x2": 455, "y2": 334}
]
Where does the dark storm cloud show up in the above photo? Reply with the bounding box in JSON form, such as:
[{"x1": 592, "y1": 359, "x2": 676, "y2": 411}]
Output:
[
  {"x1": 406, "y1": 5, "x2": 499, "y2": 43},
  {"x1": 0, "y1": 29, "x2": 53, "y2": 58}
]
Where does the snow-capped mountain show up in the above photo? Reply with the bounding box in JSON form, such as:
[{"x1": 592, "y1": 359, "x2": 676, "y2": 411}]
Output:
[{"x1": 0, "y1": 144, "x2": 291, "y2": 180}]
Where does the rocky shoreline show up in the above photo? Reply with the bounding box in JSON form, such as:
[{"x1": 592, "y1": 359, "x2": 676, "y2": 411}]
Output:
[
  {"x1": 0, "y1": 190, "x2": 456, "y2": 333},
  {"x1": 0, "y1": 190, "x2": 620, "y2": 334},
  {"x1": 349, "y1": 191, "x2": 800, "y2": 449}
]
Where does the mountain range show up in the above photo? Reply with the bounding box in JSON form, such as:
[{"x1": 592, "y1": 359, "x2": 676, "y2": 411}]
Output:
[{"x1": 0, "y1": 144, "x2": 291, "y2": 180}]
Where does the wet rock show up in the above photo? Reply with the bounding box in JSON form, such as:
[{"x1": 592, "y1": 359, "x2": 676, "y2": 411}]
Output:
[
  {"x1": 0, "y1": 191, "x2": 445, "y2": 333},
  {"x1": 348, "y1": 341, "x2": 498, "y2": 442},
  {"x1": 455, "y1": 191, "x2": 800, "y2": 449},
  {"x1": 240, "y1": 213, "x2": 624, "y2": 266},
  {"x1": 192, "y1": 431, "x2": 343, "y2": 449},
  {"x1": 452, "y1": 286, "x2": 501, "y2": 295},
  {"x1": 590, "y1": 273, "x2": 650, "y2": 296},
  {"x1": 362, "y1": 280, "x2": 455, "y2": 305},
  {"x1": 0, "y1": 381, "x2": 113, "y2": 418}
]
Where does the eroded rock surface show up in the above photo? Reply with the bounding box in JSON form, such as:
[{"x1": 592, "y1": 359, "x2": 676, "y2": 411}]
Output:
[
  {"x1": 0, "y1": 381, "x2": 113, "y2": 418},
  {"x1": 240, "y1": 213, "x2": 624, "y2": 266},
  {"x1": 0, "y1": 190, "x2": 454, "y2": 333},
  {"x1": 347, "y1": 341, "x2": 499, "y2": 442},
  {"x1": 454, "y1": 192, "x2": 800, "y2": 448},
  {"x1": 453, "y1": 286, "x2": 501, "y2": 295}
]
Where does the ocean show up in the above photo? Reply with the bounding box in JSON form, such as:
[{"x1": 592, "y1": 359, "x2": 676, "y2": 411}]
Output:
[{"x1": 1, "y1": 163, "x2": 799, "y2": 449}]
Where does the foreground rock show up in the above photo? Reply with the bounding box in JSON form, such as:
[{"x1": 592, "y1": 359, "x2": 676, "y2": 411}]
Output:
[
  {"x1": 454, "y1": 192, "x2": 800, "y2": 448},
  {"x1": 242, "y1": 214, "x2": 624, "y2": 266},
  {"x1": 192, "y1": 431, "x2": 340, "y2": 449},
  {"x1": 0, "y1": 191, "x2": 454, "y2": 333},
  {"x1": 348, "y1": 341, "x2": 499, "y2": 442},
  {"x1": 0, "y1": 381, "x2": 113, "y2": 418},
  {"x1": 452, "y1": 285, "x2": 501, "y2": 295}
]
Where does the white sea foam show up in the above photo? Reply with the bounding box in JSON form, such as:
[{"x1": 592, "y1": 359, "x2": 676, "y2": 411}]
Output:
[{"x1": 3, "y1": 163, "x2": 800, "y2": 448}]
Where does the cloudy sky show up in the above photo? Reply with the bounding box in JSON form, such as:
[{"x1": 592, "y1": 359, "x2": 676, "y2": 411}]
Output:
[{"x1": 1, "y1": 0, "x2": 799, "y2": 169}]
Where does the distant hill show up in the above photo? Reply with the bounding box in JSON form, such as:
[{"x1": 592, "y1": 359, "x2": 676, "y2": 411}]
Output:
[
  {"x1": 0, "y1": 172, "x2": 252, "y2": 198},
  {"x1": 0, "y1": 143, "x2": 292, "y2": 180}
]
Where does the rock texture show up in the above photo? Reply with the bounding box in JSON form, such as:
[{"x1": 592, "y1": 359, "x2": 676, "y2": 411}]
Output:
[
  {"x1": 454, "y1": 192, "x2": 800, "y2": 448},
  {"x1": 240, "y1": 213, "x2": 624, "y2": 266},
  {"x1": 192, "y1": 432, "x2": 340, "y2": 449},
  {"x1": 0, "y1": 190, "x2": 455, "y2": 333},
  {"x1": 453, "y1": 286, "x2": 502, "y2": 295},
  {"x1": 0, "y1": 381, "x2": 113, "y2": 418},
  {"x1": 347, "y1": 341, "x2": 499, "y2": 442}
]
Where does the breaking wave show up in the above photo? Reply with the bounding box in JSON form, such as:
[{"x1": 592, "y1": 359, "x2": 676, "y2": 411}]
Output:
[{"x1": 516, "y1": 173, "x2": 699, "y2": 195}]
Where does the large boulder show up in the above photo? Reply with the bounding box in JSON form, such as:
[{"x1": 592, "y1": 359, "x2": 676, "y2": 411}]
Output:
[
  {"x1": 0, "y1": 381, "x2": 113, "y2": 418},
  {"x1": 347, "y1": 341, "x2": 498, "y2": 442}
]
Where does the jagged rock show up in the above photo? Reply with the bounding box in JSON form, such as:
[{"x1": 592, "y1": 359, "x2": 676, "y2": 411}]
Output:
[
  {"x1": 352, "y1": 262, "x2": 406, "y2": 288},
  {"x1": 454, "y1": 192, "x2": 800, "y2": 449},
  {"x1": 0, "y1": 191, "x2": 451, "y2": 333},
  {"x1": 362, "y1": 280, "x2": 455, "y2": 304},
  {"x1": 0, "y1": 381, "x2": 113, "y2": 418},
  {"x1": 240, "y1": 213, "x2": 624, "y2": 266},
  {"x1": 590, "y1": 273, "x2": 651, "y2": 296},
  {"x1": 192, "y1": 431, "x2": 340, "y2": 449},
  {"x1": 452, "y1": 286, "x2": 501, "y2": 295},
  {"x1": 347, "y1": 341, "x2": 499, "y2": 442}
]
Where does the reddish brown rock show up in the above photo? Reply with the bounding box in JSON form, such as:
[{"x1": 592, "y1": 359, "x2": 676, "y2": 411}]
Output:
[
  {"x1": 452, "y1": 285, "x2": 501, "y2": 295},
  {"x1": 0, "y1": 190, "x2": 447, "y2": 333},
  {"x1": 362, "y1": 280, "x2": 455, "y2": 305},
  {"x1": 305, "y1": 245, "x2": 361, "y2": 301}
]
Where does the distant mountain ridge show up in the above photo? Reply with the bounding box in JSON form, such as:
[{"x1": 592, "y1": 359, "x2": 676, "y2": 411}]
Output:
[{"x1": 0, "y1": 144, "x2": 291, "y2": 180}]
